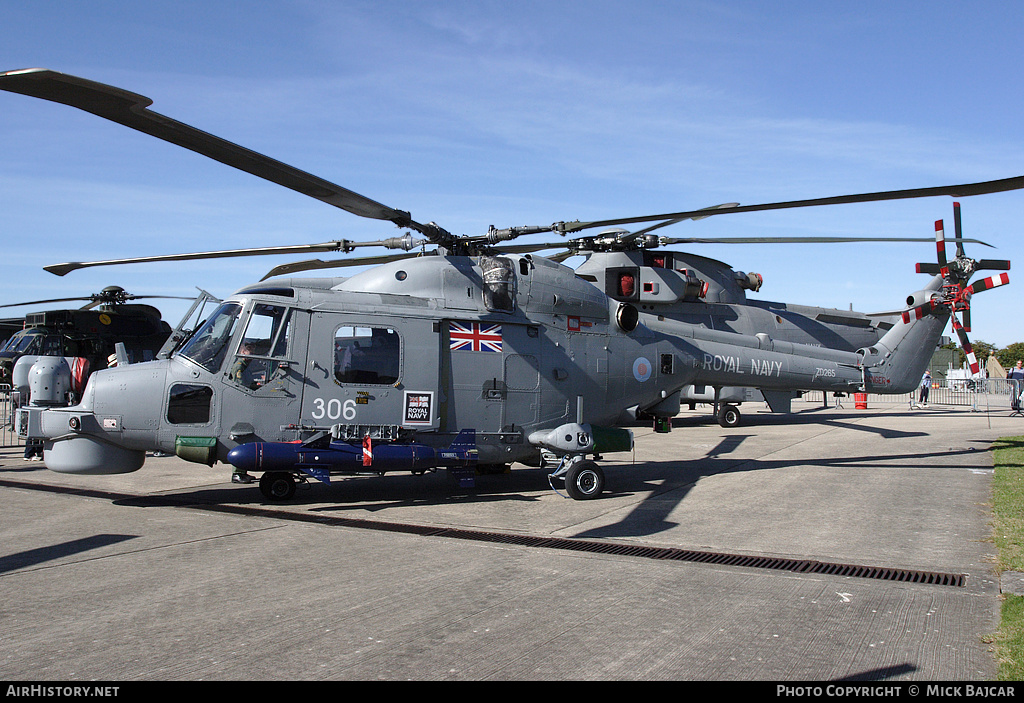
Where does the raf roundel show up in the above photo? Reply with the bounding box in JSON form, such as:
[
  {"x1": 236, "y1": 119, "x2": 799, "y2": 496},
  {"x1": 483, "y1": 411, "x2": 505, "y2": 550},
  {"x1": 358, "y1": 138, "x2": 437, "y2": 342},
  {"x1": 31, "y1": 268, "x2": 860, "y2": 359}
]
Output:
[{"x1": 633, "y1": 357, "x2": 652, "y2": 382}]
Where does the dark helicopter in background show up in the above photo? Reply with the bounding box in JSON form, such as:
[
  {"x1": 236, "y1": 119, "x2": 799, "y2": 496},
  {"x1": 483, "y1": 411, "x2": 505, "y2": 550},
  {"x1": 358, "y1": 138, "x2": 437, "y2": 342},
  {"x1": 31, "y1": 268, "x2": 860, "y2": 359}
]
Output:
[
  {"x1": 1, "y1": 68, "x2": 1015, "y2": 502},
  {"x1": 0, "y1": 286, "x2": 185, "y2": 387}
]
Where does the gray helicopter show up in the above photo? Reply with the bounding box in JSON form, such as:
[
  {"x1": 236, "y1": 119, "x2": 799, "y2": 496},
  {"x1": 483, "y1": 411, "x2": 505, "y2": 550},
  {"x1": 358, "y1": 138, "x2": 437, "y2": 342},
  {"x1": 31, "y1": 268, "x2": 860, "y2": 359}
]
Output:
[
  {"x1": 563, "y1": 198, "x2": 1009, "y2": 426},
  {"x1": 2, "y1": 68, "x2": 1015, "y2": 501}
]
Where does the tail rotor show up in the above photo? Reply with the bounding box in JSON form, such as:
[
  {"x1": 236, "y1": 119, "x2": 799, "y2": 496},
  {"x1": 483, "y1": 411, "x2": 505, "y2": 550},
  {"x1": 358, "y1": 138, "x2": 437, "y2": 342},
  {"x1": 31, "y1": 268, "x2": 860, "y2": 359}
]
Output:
[{"x1": 904, "y1": 203, "x2": 1010, "y2": 374}]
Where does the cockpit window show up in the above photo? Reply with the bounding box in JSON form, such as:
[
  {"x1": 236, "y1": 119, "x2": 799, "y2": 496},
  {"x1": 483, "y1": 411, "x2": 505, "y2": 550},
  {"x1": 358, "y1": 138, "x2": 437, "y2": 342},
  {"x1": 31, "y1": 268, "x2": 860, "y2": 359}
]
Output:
[
  {"x1": 167, "y1": 383, "x2": 213, "y2": 424},
  {"x1": 2, "y1": 332, "x2": 44, "y2": 355},
  {"x1": 176, "y1": 302, "x2": 242, "y2": 373},
  {"x1": 334, "y1": 326, "x2": 400, "y2": 385},
  {"x1": 228, "y1": 304, "x2": 292, "y2": 390},
  {"x1": 42, "y1": 335, "x2": 63, "y2": 356}
]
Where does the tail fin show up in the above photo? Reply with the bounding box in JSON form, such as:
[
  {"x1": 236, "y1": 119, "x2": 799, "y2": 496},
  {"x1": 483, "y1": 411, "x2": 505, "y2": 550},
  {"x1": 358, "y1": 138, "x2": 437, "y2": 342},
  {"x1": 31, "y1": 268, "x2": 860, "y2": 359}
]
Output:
[
  {"x1": 442, "y1": 429, "x2": 478, "y2": 466},
  {"x1": 444, "y1": 429, "x2": 478, "y2": 488},
  {"x1": 448, "y1": 429, "x2": 477, "y2": 452},
  {"x1": 862, "y1": 276, "x2": 949, "y2": 393}
]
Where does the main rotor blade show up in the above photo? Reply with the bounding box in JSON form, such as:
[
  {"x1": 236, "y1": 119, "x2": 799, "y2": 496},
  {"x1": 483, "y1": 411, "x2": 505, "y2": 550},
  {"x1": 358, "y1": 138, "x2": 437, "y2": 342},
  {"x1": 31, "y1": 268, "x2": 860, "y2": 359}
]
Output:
[
  {"x1": 261, "y1": 252, "x2": 421, "y2": 280},
  {"x1": 599, "y1": 204, "x2": 742, "y2": 239},
  {"x1": 0, "y1": 296, "x2": 92, "y2": 309},
  {"x1": 0, "y1": 293, "x2": 194, "y2": 309},
  {"x1": 659, "y1": 235, "x2": 991, "y2": 246},
  {"x1": 493, "y1": 242, "x2": 571, "y2": 255},
  {"x1": 42, "y1": 238, "x2": 424, "y2": 276},
  {"x1": 79, "y1": 294, "x2": 195, "y2": 310},
  {"x1": 547, "y1": 250, "x2": 577, "y2": 263},
  {"x1": 559, "y1": 176, "x2": 1024, "y2": 234},
  {"x1": 0, "y1": 68, "x2": 416, "y2": 227}
]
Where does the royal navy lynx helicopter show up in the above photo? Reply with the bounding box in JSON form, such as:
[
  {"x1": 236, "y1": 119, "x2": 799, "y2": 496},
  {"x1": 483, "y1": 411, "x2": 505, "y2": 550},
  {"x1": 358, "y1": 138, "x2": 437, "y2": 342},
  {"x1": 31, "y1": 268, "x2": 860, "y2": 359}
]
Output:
[
  {"x1": 564, "y1": 199, "x2": 1010, "y2": 426},
  {"x1": 2, "y1": 68, "x2": 1015, "y2": 501}
]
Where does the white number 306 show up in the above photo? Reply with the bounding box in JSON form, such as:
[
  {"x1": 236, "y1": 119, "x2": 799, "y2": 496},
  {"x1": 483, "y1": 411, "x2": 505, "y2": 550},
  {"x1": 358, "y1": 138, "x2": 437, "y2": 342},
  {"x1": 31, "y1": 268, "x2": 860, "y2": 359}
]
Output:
[{"x1": 310, "y1": 397, "x2": 357, "y2": 421}]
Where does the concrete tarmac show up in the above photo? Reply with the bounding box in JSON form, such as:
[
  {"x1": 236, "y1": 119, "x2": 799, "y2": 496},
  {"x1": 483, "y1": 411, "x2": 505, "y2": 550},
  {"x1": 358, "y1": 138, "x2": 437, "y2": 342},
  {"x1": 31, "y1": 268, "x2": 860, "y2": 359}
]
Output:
[{"x1": 1, "y1": 397, "x2": 1021, "y2": 681}]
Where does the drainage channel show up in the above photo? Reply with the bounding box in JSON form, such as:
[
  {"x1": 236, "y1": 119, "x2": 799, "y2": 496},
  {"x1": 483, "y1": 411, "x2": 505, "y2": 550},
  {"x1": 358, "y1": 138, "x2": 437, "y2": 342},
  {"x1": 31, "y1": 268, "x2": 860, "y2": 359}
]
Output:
[
  {"x1": 247, "y1": 509, "x2": 966, "y2": 588},
  {"x1": 0, "y1": 478, "x2": 967, "y2": 587}
]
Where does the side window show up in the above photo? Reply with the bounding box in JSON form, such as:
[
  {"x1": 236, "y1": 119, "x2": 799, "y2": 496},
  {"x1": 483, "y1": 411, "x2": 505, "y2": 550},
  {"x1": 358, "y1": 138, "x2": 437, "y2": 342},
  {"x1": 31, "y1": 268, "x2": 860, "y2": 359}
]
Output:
[
  {"x1": 334, "y1": 326, "x2": 400, "y2": 385},
  {"x1": 228, "y1": 304, "x2": 292, "y2": 390},
  {"x1": 167, "y1": 383, "x2": 213, "y2": 424},
  {"x1": 43, "y1": 335, "x2": 63, "y2": 356}
]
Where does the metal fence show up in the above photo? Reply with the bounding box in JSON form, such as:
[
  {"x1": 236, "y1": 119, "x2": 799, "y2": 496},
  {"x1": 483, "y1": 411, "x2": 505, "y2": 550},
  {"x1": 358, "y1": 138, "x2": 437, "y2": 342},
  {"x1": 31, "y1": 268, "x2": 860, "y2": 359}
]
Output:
[
  {"x1": 799, "y1": 378, "x2": 1024, "y2": 413},
  {"x1": 1, "y1": 384, "x2": 22, "y2": 448},
  {"x1": 915, "y1": 378, "x2": 1022, "y2": 411}
]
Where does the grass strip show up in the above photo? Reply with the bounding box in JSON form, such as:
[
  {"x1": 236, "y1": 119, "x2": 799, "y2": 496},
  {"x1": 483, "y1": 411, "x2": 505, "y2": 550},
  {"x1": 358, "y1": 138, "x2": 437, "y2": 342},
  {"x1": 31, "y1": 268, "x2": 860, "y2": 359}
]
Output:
[{"x1": 990, "y1": 436, "x2": 1024, "y2": 680}]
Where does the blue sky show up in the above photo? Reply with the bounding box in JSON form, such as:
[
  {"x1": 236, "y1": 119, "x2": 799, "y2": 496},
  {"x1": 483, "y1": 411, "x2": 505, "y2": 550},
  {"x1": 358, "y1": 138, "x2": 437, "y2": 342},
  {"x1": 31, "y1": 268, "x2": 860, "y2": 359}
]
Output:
[{"x1": 1, "y1": 1, "x2": 1022, "y2": 350}]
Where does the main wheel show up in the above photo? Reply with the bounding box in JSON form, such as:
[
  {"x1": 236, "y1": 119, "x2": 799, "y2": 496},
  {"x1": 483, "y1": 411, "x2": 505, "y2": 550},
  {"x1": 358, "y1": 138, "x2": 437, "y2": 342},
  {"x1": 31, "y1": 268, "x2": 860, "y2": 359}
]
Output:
[
  {"x1": 259, "y1": 471, "x2": 296, "y2": 501},
  {"x1": 717, "y1": 404, "x2": 741, "y2": 428},
  {"x1": 564, "y1": 460, "x2": 605, "y2": 500}
]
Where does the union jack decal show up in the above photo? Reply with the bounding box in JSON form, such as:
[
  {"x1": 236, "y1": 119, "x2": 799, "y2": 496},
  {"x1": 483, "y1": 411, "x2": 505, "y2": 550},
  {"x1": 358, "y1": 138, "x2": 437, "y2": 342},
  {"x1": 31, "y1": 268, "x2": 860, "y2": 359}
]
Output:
[{"x1": 449, "y1": 321, "x2": 502, "y2": 352}]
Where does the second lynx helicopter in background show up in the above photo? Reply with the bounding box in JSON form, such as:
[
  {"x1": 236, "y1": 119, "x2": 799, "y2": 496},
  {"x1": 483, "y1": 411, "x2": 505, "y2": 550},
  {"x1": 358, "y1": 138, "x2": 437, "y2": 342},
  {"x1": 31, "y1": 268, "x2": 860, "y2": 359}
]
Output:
[{"x1": 556, "y1": 200, "x2": 1009, "y2": 426}]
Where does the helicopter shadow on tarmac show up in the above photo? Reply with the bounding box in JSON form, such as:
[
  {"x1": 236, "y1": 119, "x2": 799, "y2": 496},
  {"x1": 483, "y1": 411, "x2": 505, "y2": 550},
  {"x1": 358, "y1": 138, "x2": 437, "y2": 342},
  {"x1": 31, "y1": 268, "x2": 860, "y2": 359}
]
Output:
[
  {"x1": 99, "y1": 408, "x2": 993, "y2": 543},
  {"x1": 0, "y1": 534, "x2": 137, "y2": 575},
  {"x1": 572, "y1": 441, "x2": 989, "y2": 539},
  {"x1": 566, "y1": 411, "x2": 943, "y2": 539},
  {"x1": 669, "y1": 406, "x2": 935, "y2": 440}
]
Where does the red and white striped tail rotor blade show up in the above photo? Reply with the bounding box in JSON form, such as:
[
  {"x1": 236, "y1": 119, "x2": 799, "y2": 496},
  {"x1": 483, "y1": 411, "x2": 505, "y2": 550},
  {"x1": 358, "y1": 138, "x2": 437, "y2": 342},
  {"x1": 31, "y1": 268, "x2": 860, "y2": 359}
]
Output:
[
  {"x1": 901, "y1": 299, "x2": 937, "y2": 324},
  {"x1": 953, "y1": 201, "x2": 966, "y2": 258},
  {"x1": 935, "y1": 219, "x2": 949, "y2": 276},
  {"x1": 951, "y1": 315, "x2": 980, "y2": 375},
  {"x1": 966, "y1": 272, "x2": 1010, "y2": 295}
]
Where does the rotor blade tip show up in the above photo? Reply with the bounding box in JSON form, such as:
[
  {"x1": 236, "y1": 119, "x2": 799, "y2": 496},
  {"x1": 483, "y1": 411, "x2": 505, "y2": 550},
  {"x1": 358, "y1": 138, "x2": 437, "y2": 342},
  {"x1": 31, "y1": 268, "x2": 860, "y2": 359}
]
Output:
[{"x1": 43, "y1": 263, "x2": 78, "y2": 276}]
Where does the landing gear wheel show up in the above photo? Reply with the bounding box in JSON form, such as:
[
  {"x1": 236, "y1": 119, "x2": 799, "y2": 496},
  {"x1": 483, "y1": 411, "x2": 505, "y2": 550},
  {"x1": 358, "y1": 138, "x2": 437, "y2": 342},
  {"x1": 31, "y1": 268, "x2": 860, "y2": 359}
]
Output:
[
  {"x1": 259, "y1": 471, "x2": 296, "y2": 501},
  {"x1": 718, "y1": 404, "x2": 741, "y2": 428},
  {"x1": 564, "y1": 460, "x2": 605, "y2": 500}
]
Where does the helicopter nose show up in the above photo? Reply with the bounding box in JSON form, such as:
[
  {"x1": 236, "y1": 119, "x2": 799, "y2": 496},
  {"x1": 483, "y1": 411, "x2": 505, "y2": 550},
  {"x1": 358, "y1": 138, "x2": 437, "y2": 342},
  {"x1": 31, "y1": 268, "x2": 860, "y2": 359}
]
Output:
[{"x1": 34, "y1": 362, "x2": 167, "y2": 474}]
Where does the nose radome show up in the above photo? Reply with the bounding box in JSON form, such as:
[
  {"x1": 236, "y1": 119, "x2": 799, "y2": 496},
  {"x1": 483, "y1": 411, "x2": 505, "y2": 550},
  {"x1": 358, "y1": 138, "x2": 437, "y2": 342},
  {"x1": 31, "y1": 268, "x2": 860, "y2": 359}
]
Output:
[
  {"x1": 35, "y1": 361, "x2": 169, "y2": 474},
  {"x1": 43, "y1": 434, "x2": 145, "y2": 475}
]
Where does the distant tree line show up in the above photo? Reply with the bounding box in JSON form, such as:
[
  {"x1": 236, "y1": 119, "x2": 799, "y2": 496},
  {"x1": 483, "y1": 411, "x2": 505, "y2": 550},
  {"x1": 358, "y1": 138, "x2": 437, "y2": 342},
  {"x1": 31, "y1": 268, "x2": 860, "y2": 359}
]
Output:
[
  {"x1": 996, "y1": 342, "x2": 1024, "y2": 369},
  {"x1": 943, "y1": 340, "x2": 1024, "y2": 372}
]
